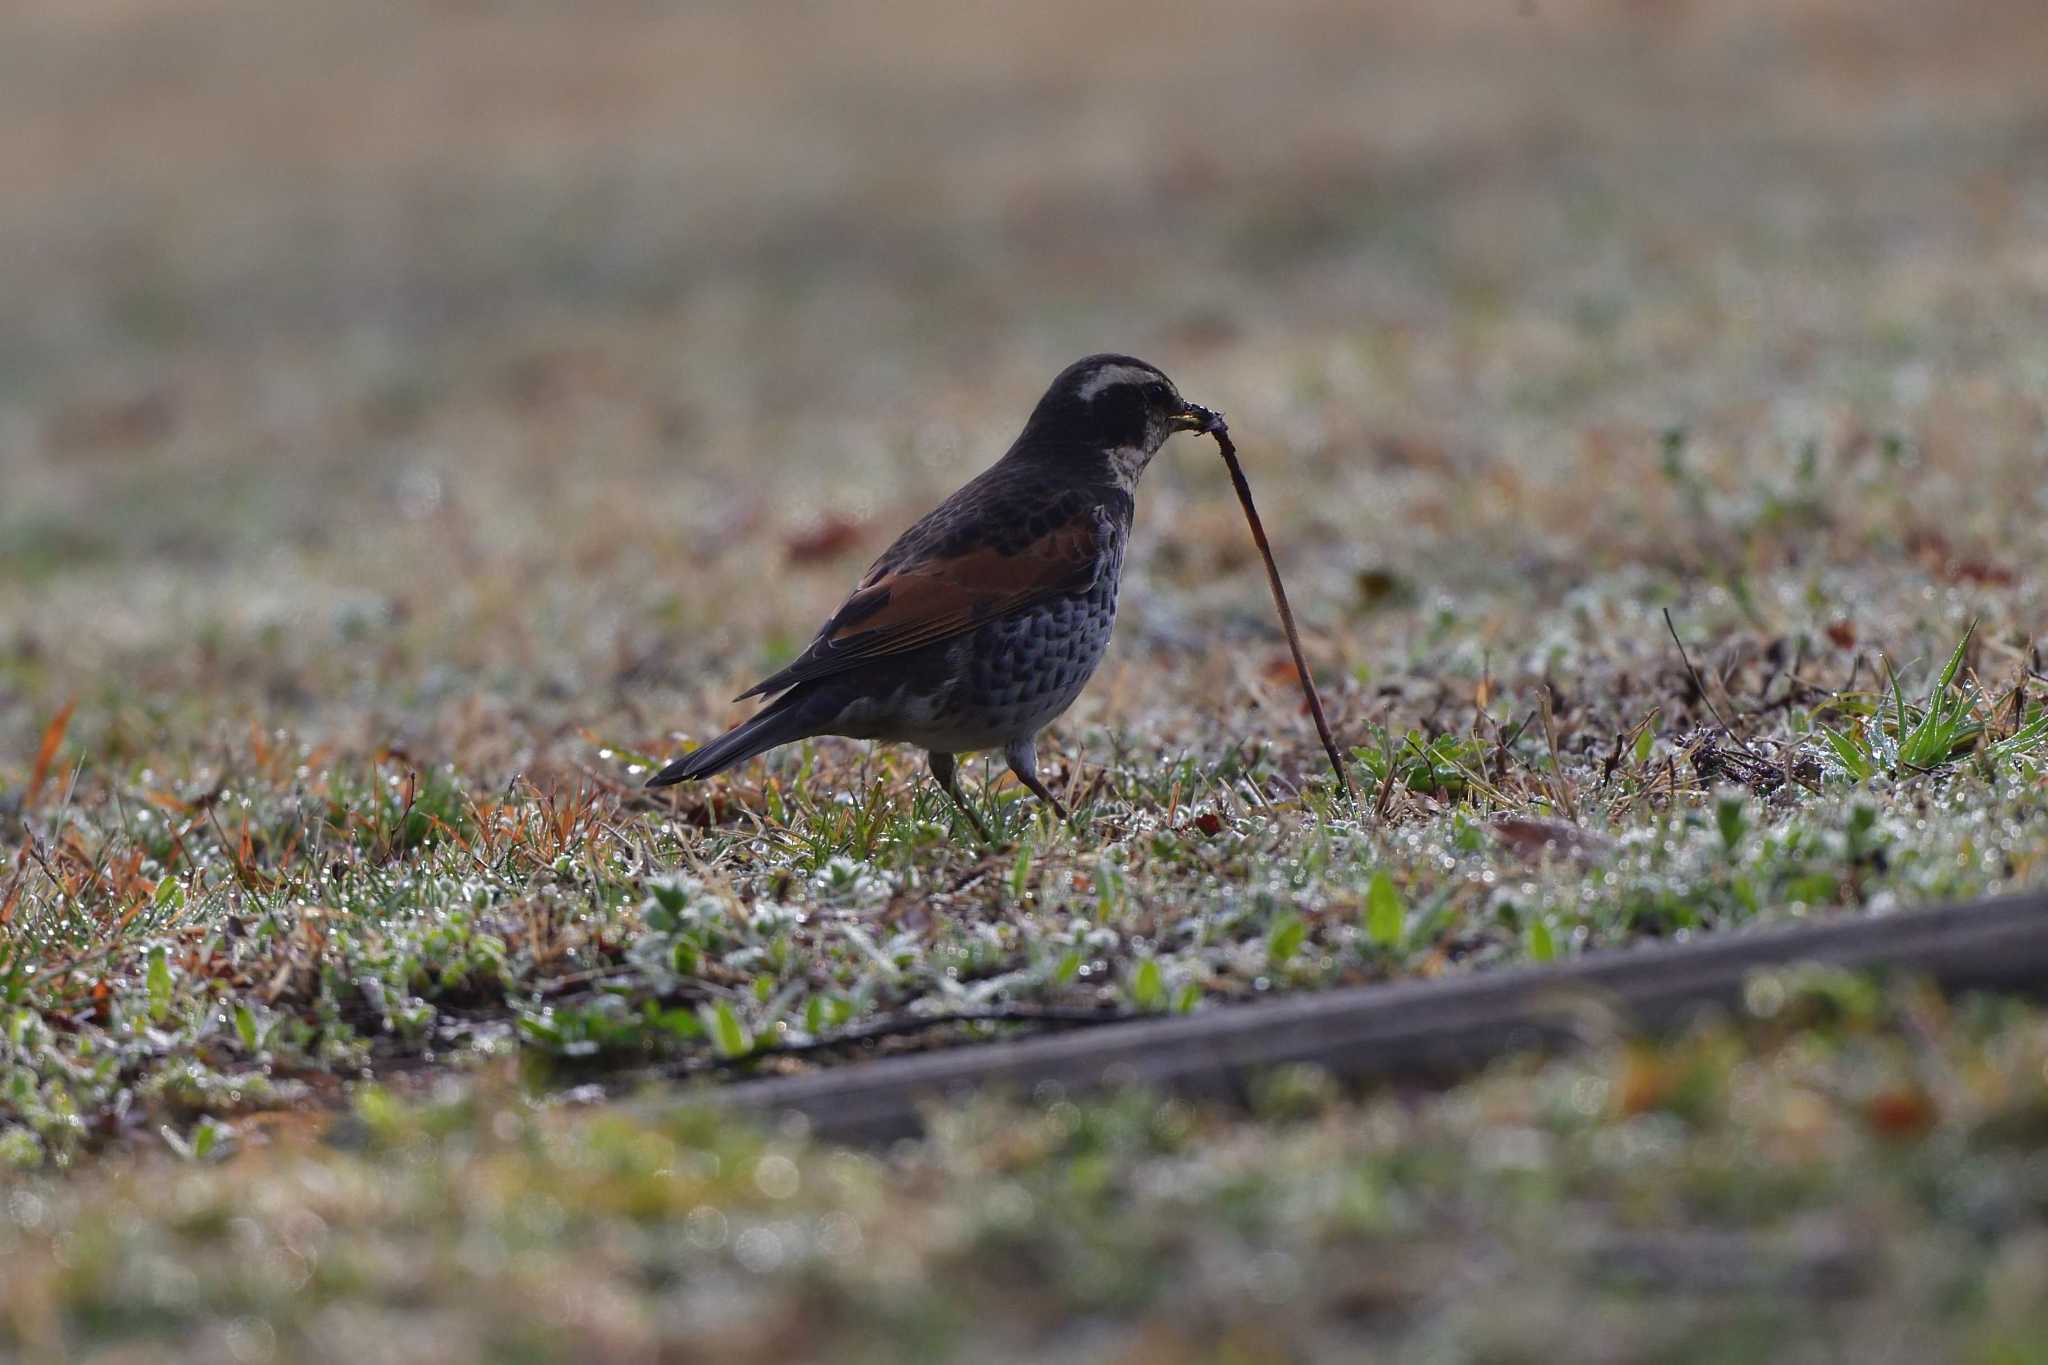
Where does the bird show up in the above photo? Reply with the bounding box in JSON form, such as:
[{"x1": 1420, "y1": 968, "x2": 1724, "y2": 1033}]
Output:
[{"x1": 647, "y1": 353, "x2": 1220, "y2": 839}]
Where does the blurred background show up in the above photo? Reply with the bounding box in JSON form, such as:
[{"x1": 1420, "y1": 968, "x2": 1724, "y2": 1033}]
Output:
[{"x1": 3, "y1": 0, "x2": 2045, "y2": 770}]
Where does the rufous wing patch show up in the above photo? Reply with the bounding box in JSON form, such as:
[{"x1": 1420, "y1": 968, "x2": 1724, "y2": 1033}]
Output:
[{"x1": 736, "y1": 511, "x2": 1102, "y2": 697}]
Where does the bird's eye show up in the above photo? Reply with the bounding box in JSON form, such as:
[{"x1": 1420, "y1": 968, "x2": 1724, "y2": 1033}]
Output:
[{"x1": 1145, "y1": 381, "x2": 1169, "y2": 403}]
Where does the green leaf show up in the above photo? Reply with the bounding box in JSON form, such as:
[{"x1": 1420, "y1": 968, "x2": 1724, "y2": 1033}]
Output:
[
  {"x1": 1715, "y1": 793, "x2": 1747, "y2": 854},
  {"x1": 1819, "y1": 724, "x2": 1873, "y2": 781},
  {"x1": 1984, "y1": 708, "x2": 2048, "y2": 764},
  {"x1": 1267, "y1": 912, "x2": 1306, "y2": 966},
  {"x1": 1053, "y1": 948, "x2": 1082, "y2": 987},
  {"x1": 1928, "y1": 621, "x2": 1974, "y2": 704},
  {"x1": 647, "y1": 877, "x2": 688, "y2": 919},
  {"x1": 699, "y1": 1001, "x2": 752, "y2": 1059},
  {"x1": 146, "y1": 945, "x2": 172, "y2": 1023},
  {"x1": 1845, "y1": 803, "x2": 1879, "y2": 863},
  {"x1": 1096, "y1": 863, "x2": 1121, "y2": 920},
  {"x1": 1365, "y1": 872, "x2": 1405, "y2": 949},
  {"x1": 1009, "y1": 842, "x2": 1033, "y2": 899},
  {"x1": 1526, "y1": 918, "x2": 1556, "y2": 962},
  {"x1": 1451, "y1": 813, "x2": 1484, "y2": 853},
  {"x1": 233, "y1": 1002, "x2": 259, "y2": 1053},
  {"x1": 1887, "y1": 661, "x2": 1912, "y2": 751},
  {"x1": 1171, "y1": 981, "x2": 1203, "y2": 1014},
  {"x1": 1130, "y1": 957, "x2": 1165, "y2": 1012},
  {"x1": 650, "y1": 1006, "x2": 703, "y2": 1041}
]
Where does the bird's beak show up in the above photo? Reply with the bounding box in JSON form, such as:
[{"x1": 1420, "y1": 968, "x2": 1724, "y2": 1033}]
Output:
[{"x1": 1169, "y1": 402, "x2": 1225, "y2": 435}]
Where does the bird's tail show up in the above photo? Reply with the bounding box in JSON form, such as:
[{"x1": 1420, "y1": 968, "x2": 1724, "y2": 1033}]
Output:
[{"x1": 646, "y1": 690, "x2": 822, "y2": 787}]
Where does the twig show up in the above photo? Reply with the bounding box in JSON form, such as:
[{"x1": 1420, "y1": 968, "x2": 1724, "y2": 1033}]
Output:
[
  {"x1": 1662, "y1": 607, "x2": 1755, "y2": 751},
  {"x1": 1203, "y1": 416, "x2": 1353, "y2": 800},
  {"x1": 20, "y1": 835, "x2": 77, "y2": 919},
  {"x1": 1537, "y1": 686, "x2": 1581, "y2": 825}
]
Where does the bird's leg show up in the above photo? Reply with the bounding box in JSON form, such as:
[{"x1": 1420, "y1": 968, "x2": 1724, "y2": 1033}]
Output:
[
  {"x1": 1004, "y1": 736, "x2": 1074, "y2": 827},
  {"x1": 927, "y1": 750, "x2": 994, "y2": 843}
]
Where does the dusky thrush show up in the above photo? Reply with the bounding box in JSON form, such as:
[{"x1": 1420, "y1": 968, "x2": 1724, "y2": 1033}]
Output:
[{"x1": 648, "y1": 354, "x2": 1218, "y2": 837}]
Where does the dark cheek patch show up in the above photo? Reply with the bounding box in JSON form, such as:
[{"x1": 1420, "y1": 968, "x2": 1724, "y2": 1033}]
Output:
[{"x1": 1096, "y1": 391, "x2": 1149, "y2": 448}]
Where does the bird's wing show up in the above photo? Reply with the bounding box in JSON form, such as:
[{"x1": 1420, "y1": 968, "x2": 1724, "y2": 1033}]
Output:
[{"x1": 736, "y1": 486, "x2": 1107, "y2": 700}]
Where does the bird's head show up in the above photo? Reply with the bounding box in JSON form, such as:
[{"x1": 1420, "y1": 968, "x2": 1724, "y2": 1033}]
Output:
[{"x1": 1018, "y1": 353, "x2": 1219, "y2": 486}]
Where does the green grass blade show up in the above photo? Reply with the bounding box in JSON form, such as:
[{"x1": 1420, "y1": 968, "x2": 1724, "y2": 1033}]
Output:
[
  {"x1": 1983, "y1": 709, "x2": 2048, "y2": 764},
  {"x1": 1818, "y1": 724, "x2": 1874, "y2": 781},
  {"x1": 1927, "y1": 621, "x2": 1975, "y2": 706}
]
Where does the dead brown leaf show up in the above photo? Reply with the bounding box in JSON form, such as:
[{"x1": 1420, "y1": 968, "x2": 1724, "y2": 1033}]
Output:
[
  {"x1": 784, "y1": 515, "x2": 869, "y2": 565},
  {"x1": 1492, "y1": 814, "x2": 1615, "y2": 861},
  {"x1": 25, "y1": 698, "x2": 77, "y2": 809}
]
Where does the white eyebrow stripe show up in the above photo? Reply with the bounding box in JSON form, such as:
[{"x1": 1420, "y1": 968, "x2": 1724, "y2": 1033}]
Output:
[{"x1": 1075, "y1": 363, "x2": 1163, "y2": 401}]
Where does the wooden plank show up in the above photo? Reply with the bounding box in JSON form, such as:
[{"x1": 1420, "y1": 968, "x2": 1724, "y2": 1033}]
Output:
[{"x1": 709, "y1": 891, "x2": 2048, "y2": 1143}]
